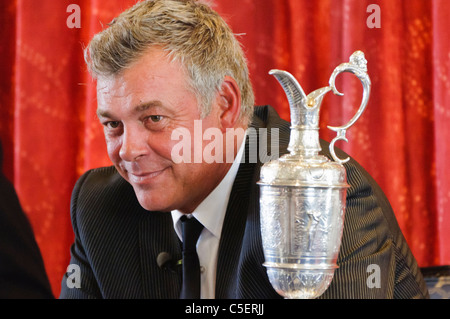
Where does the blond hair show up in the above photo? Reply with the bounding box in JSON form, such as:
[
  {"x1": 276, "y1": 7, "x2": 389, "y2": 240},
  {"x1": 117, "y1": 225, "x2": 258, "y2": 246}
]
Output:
[{"x1": 85, "y1": 0, "x2": 254, "y2": 124}]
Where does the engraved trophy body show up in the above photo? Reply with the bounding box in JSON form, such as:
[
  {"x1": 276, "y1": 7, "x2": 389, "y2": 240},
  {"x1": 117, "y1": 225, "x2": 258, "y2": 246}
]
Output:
[{"x1": 258, "y1": 51, "x2": 371, "y2": 299}]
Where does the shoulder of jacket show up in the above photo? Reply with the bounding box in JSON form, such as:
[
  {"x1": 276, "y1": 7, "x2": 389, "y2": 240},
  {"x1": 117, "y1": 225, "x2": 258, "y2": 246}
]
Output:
[{"x1": 72, "y1": 166, "x2": 132, "y2": 205}]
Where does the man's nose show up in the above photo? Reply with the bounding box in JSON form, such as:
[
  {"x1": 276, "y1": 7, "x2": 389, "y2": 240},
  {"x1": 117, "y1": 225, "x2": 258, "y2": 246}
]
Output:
[{"x1": 119, "y1": 127, "x2": 149, "y2": 162}]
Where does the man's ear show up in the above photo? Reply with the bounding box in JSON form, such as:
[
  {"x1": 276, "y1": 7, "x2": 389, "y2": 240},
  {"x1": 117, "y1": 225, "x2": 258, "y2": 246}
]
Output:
[{"x1": 216, "y1": 76, "x2": 241, "y2": 132}]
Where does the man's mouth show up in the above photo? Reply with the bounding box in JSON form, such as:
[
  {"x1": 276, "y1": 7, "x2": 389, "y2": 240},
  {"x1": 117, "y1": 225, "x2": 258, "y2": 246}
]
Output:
[{"x1": 127, "y1": 167, "x2": 168, "y2": 184}]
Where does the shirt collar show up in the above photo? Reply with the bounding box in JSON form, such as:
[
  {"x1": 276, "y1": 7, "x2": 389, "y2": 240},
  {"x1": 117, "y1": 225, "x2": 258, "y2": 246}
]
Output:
[{"x1": 171, "y1": 130, "x2": 247, "y2": 241}]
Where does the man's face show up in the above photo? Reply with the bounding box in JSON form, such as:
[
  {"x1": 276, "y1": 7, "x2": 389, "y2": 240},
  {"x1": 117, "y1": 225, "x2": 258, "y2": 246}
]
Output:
[{"x1": 96, "y1": 47, "x2": 231, "y2": 213}]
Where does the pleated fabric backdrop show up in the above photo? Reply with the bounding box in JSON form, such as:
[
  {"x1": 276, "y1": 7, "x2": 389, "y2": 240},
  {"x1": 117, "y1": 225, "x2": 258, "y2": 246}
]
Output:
[{"x1": 0, "y1": 0, "x2": 449, "y2": 297}]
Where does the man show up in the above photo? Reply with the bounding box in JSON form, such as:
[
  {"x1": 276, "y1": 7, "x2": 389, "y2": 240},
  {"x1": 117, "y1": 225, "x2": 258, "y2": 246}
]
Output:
[{"x1": 60, "y1": 0, "x2": 428, "y2": 299}]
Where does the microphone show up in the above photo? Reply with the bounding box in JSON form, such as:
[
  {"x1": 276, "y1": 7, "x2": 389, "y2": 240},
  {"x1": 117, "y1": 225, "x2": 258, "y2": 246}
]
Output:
[{"x1": 157, "y1": 252, "x2": 181, "y2": 272}]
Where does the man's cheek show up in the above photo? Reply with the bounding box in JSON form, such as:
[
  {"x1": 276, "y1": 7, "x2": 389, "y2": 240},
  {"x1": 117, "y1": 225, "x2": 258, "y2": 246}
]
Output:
[{"x1": 105, "y1": 138, "x2": 122, "y2": 161}]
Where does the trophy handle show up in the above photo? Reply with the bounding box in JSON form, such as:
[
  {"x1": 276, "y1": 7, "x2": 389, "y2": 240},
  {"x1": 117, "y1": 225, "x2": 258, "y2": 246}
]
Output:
[{"x1": 327, "y1": 51, "x2": 371, "y2": 164}]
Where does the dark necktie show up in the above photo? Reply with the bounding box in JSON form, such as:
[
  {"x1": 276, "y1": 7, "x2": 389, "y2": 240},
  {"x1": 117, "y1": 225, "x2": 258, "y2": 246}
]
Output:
[{"x1": 180, "y1": 215, "x2": 204, "y2": 299}]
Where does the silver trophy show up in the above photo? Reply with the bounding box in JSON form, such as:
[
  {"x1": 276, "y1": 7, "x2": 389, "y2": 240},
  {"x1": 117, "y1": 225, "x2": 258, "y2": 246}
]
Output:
[{"x1": 258, "y1": 51, "x2": 371, "y2": 299}]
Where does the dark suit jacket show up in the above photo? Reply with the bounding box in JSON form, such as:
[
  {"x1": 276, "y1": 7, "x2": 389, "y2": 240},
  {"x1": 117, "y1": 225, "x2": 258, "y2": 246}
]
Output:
[
  {"x1": 0, "y1": 143, "x2": 54, "y2": 299},
  {"x1": 59, "y1": 106, "x2": 429, "y2": 299}
]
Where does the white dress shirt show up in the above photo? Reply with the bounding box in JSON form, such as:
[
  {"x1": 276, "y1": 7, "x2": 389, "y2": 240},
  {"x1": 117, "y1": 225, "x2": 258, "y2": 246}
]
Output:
[{"x1": 171, "y1": 133, "x2": 246, "y2": 299}]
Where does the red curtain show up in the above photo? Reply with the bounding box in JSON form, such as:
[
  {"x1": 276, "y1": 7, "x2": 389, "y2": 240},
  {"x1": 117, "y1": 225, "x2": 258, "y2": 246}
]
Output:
[{"x1": 1, "y1": 0, "x2": 449, "y2": 297}]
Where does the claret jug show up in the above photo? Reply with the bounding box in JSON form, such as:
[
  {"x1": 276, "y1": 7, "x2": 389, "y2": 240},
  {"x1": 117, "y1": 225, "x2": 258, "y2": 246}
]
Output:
[{"x1": 258, "y1": 51, "x2": 371, "y2": 299}]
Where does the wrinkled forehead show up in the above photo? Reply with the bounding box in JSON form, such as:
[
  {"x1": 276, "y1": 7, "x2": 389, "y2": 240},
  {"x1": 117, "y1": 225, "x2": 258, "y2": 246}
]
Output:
[{"x1": 96, "y1": 74, "x2": 132, "y2": 109}]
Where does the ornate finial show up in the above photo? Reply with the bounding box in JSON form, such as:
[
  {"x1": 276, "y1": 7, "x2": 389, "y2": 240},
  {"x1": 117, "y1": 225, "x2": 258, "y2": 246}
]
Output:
[{"x1": 349, "y1": 50, "x2": 368, "y2": 72}]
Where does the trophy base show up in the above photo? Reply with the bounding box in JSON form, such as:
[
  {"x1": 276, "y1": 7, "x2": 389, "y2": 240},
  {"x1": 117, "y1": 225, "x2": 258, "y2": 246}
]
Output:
[{"x1": 265, "y1": 265, "x2": 336, "y2": 299}]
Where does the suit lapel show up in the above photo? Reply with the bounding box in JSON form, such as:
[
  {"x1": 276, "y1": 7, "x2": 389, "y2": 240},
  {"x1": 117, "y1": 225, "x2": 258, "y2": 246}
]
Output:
[
  {"x1": 215, "y1": 140, "x2": 256, "y2": 298},
  {"x1": 138, "y1": 211, "x2": 182, "y2": 298}
]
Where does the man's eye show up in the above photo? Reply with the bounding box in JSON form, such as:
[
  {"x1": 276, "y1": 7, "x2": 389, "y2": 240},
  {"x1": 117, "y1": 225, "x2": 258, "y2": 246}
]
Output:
[
  {"x1": 106, "y1": 121, "x2": 121, "y2": 129},
  {"x1": 148, "y1": 115, "x2": 163, "y2": 122},
  {"x1": 143, "y1": 115, "x2": 166, "y2": 131}
]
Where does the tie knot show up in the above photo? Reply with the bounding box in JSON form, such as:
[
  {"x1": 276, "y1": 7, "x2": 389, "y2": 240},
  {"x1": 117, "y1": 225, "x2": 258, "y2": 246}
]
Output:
[{"x1": 180, "y1": 215, "x2": 204, "y2": 251}]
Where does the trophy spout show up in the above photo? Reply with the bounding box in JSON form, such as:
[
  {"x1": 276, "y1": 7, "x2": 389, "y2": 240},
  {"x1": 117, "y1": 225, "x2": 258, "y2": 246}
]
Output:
[
  {"x1": 268, "y1": 69, "x2": 307, "y2": 129},
  {"x1": 269, "y1": 70, "x2": 332, "y2": 157}
]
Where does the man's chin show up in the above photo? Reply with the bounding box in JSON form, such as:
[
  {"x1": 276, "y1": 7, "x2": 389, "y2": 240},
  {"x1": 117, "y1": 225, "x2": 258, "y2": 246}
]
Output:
[{"x1": 134, "y1": 192, "x2": 174, "y2": 213}]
